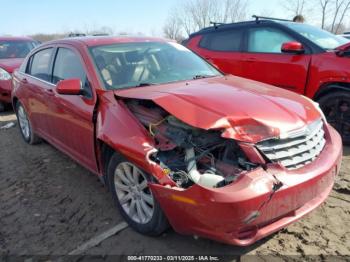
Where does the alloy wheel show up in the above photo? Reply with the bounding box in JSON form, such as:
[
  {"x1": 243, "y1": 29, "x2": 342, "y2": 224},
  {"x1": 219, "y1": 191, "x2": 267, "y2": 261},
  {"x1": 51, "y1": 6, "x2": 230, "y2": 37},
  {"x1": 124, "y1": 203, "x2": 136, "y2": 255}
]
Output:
[
  {"x1": 17, "y1": 105, "x2": 30, "y2": 140},
  {"x1": 114, "y1": 162, "x2": 155, "y2": 224}
]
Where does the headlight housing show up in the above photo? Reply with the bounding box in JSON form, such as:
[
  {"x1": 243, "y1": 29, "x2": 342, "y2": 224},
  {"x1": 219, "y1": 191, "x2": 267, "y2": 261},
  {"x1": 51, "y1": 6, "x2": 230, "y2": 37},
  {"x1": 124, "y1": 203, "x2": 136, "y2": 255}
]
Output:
[
  {"x1": 302, "y1": 95, "x2": 327, "y2": 123},
  {"x1": 0, "y1": 67, "x2": 12, "y2": 81}
]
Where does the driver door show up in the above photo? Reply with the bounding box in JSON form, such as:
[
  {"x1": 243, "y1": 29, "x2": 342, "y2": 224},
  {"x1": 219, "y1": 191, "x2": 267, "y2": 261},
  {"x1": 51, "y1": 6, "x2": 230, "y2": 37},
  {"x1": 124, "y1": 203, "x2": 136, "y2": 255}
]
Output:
[
  {"x1": 240, "y1": 26, "x2": 311, "y2": 94},
  {"x1": 44, "y1": 46, "x2": 98, "y2": 173}
]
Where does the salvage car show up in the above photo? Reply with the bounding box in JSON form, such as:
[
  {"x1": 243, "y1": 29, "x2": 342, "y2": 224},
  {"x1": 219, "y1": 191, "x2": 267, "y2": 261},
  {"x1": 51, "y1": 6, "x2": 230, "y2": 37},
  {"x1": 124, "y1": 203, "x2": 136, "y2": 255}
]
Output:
[
  {"x1": 184, "y1": 17, "x2": 350, "y2": 144},
  {"x1": 12, "y1": 37, "x2": 342, "y2": 246},
  {"x1": 0, "y1": 36, "x2": 38, "y2": 111}
]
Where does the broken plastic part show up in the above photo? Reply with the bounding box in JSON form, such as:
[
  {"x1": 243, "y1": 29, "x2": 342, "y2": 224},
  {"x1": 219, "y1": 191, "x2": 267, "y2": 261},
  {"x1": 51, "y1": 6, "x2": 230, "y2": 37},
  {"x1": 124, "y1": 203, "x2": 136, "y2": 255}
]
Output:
[
  {"x1": 185, "y1": 147, "x2": 225, "y2": 188},
  {"x1": 125, "y1": 99, "x2": 257, "y2": 188}
]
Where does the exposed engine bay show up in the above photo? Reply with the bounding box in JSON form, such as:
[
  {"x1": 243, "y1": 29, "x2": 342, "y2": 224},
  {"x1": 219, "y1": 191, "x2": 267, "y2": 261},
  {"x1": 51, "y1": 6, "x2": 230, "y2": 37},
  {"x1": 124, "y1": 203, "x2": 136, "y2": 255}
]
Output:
[{"x1": 125, "y1": 99, "x2": 258, "y2": 188}]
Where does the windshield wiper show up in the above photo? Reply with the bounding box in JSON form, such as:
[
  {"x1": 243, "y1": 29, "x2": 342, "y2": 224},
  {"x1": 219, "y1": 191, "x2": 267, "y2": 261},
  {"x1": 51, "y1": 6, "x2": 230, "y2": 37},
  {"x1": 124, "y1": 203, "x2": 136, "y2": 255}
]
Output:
[
  {"x1": 115, "y1": 82, "x2": 156, "y2": 90},
  {"x1": 135, "y1": 82, "x2": 155, "y2": 87},
  {"x1": 193, "y1": 74, "x2": 214, "y2": 80}
]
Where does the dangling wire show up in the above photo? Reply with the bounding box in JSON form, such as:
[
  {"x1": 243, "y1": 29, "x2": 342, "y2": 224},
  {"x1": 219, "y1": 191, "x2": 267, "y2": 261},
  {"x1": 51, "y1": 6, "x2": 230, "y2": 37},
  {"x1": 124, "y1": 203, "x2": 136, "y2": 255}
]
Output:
[{"x1": 149, "y1": 117, "x2": 167, "y2": 136}]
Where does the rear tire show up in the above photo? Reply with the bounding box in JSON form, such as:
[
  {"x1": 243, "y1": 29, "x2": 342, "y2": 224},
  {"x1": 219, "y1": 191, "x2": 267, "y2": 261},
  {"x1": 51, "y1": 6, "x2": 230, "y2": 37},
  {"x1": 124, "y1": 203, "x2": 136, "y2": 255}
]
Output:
[
  {"x1": 15, "y1": 101, "x2": 41, "y2": 145},
  {"x1": 107, "y1": 152, "x2": 169, "y2": 236},
  {"x1": 0, "y1": 102, "x2": 5, "y2": 112},
  {"x1": 318, "y1": 90, "x2": 350, "y2": 144}
]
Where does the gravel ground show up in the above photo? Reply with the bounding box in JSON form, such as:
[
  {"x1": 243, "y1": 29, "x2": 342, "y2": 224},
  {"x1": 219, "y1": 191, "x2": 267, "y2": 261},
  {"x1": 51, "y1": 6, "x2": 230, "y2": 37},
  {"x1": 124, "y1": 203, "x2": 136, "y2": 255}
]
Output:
[{"x1": 0, "y1": 110, "x2": 349, "y2": 260}]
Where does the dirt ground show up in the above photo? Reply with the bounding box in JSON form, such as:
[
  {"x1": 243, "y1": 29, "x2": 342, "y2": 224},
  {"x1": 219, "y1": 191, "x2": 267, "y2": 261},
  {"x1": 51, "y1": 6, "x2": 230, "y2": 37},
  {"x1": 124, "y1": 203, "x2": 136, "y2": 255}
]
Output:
[{"x1": 0, "y1": 110, "x2": 349, "y2": 260}]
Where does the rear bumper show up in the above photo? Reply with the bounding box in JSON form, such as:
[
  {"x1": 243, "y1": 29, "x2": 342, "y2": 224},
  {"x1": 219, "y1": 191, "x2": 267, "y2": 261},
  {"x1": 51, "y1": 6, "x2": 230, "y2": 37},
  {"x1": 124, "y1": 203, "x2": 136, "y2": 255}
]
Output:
[
  {"x1": 150, "y1": 124, "x2": 342, "y2": 246},
  {"x1": 0, "y1": 79, "x2": 12, "y2": 103}
]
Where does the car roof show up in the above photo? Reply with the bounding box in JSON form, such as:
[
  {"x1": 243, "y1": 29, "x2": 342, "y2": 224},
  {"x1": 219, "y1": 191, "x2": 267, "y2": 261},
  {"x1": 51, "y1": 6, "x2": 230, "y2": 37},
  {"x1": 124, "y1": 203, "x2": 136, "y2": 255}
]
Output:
[
  {"x1": 0, "y1": 36, "x2": 34, "y2": 41},
  {"x1": 189, "y1": 19, "x2": 293, "y2": 37},
  {"x1": 44, "y1": 36, "x2": 171, "y2": 47}
]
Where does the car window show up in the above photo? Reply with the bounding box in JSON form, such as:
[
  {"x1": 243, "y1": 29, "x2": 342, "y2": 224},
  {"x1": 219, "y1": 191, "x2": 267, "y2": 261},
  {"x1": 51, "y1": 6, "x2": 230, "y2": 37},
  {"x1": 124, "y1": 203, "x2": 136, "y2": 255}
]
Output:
[
  {"x1": 90, "y1": 42, "x2": 220, "y2": 90},
  {"x1": 285, "y1": 22, "x2": 349, "y2": 50},
  {"x1": 199, "y1": 30, "x2": 243, "y2": 51},
  {"x1": 248, "y1": 27, "x2": 295, "y2": 53},
  {"x1": 52, "y1": 48, "x2": 86, "y2": 84},
  {"x1": 27, "y1": 48, "x2": 53, "y2": 81},
  {"x1": 0, "y1": 40, "x2": 37, "y2": 59},
  {"x1": 53, "y1": 47, "x2": 92, "y2": 97}
]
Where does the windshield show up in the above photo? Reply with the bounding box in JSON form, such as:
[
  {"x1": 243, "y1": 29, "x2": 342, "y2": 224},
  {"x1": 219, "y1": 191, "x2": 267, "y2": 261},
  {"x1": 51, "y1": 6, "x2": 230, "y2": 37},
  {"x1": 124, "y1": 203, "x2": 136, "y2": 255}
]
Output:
[
  {"x1": 0, "y1": 40, "x2": 37, "y2": 59},
  {"x1": 285, "y1": 23, "x2": 349, "y2": 50},
  {"x1": 90, "y1": 42, "x2": 221, "y2": 90}
]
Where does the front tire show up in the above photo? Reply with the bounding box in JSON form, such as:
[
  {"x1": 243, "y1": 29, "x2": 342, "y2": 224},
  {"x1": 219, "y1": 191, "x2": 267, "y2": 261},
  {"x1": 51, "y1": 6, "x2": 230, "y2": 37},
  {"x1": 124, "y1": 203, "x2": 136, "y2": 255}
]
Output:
[
  {"x1": 0, "y1": 102, "x2": 5, "y2": 112},
  {"x1": 107, "y1": 152, "x2": 168, "y2": 236},
  {"x1": 318, "y1": 91, "x2": 350, "y2": 145},
  {"x1": 15, "y1": 101, "x2": 41, "y2": 145}
]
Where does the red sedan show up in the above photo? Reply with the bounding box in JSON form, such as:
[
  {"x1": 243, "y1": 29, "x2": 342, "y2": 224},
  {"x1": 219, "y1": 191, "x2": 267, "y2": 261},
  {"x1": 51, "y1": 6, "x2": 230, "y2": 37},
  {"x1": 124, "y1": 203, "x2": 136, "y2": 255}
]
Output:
[
  {"x1": 12, "y1": 37, "x2": 342, "y2": 246},
  {"x1": 0, "y1": 37, "x2": 38, "y2": 111}
]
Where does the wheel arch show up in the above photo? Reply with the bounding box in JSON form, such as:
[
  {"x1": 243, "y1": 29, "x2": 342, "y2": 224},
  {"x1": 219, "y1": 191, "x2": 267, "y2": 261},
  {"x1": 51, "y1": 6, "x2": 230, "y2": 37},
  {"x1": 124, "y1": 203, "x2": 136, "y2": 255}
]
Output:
[
  {"x1": 96, "y1": 139, "x2": 121, "y2": 189},
  {"x1": 12, "y1": 96, "x2": 19, "y2": 109},
  {"x1": 313, "y1": 82, "x2": 350, "y2": 101}
]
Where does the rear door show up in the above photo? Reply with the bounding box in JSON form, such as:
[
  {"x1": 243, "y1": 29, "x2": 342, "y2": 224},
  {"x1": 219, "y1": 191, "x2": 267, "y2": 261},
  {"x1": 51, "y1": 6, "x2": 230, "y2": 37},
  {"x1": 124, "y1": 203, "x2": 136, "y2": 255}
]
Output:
[
  {"x1": 241, "y1": 25, "x2": 311, "y2": 94},
  {"x1": 45, "y1": 45, "x2": 98, "y2": 172},
  {"x1": 21, "y1": 47, "x2": 55, "y2": 137},
  {"x1": 187, "y1": 28, "x2": 246, "y2": 76}
]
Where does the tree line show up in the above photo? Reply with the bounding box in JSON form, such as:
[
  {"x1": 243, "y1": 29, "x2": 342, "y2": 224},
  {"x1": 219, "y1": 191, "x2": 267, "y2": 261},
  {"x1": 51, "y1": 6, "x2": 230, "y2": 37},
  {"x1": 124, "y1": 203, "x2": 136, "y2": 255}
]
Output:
[
  {"x1": 163, "y1": 0, "x2": 350, "y2": 42},
  {"x1": 4, "y1": 0, "x2": 349, "y2": 43}
]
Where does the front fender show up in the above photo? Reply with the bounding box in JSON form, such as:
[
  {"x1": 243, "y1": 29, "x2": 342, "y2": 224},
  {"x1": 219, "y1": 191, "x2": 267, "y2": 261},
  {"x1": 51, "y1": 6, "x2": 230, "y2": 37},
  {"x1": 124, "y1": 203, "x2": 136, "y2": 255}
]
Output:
[{"x1": 95, "y1": 92, "x2": 175, "y2": 185}]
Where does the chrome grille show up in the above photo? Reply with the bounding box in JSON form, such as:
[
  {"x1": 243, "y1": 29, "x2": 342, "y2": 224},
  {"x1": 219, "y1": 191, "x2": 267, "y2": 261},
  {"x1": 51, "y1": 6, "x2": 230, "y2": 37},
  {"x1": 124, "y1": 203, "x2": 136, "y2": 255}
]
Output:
[{"x1": 256, "y1": 119, "x2": 326, "y2": 170}]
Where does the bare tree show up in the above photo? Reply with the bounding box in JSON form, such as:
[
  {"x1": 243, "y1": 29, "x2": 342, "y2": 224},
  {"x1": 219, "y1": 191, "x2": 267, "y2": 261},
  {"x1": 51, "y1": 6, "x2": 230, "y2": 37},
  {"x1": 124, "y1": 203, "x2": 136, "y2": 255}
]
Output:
[
  {"x1": 221, "y1": 0, "x2": 249, "y2": 22},
  {"x1": 164, "y1": 0, "x2": 249, "y2": 37},
  {"x1": 320, "y1": 0, "x2": 331, "y2": 29},
  {"x1": 282, "y1": 0, "x2": 308, "y2": 16},
  {"x1": 335, "y1": 1, "x2": 350, "y2": 33},
  {"x1": 331, "y1": 0, "x2": 344, "y2": 32},
  {"x1": 30, "y1": 33, "x2": 65, "y2": 42},
  {"x1": 163, "y1": 9, "x2": 184, "y2": 42}
]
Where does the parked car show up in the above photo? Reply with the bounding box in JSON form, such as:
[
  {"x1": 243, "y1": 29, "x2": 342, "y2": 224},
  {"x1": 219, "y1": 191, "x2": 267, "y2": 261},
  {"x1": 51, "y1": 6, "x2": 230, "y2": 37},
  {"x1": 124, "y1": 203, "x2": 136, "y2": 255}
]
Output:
[
  {"x1": 0, "y1": 36, "x2": 38, "y2": 111},
  {"x1": 184, "y1": 18, "x2": 350, "y2": 144},
  {"x1": 338, "y1": 32, "x2": 350, "y2": 39},
  {"x1": 12, "y1": 36, "x2": 342, "y2": 246}
]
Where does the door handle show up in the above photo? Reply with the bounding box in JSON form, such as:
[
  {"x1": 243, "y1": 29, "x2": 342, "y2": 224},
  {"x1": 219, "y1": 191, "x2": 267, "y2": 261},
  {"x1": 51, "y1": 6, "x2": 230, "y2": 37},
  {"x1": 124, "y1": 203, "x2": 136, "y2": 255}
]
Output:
[
  {"x1": 21, "y1": 78, "x2": 28, "y2": 84},
  {"x1": 44, "y1": 89, "x2": 55, "y2": 96},
  {"x1": 245, "y1": 57, "x2": 257, "y2": 62}
]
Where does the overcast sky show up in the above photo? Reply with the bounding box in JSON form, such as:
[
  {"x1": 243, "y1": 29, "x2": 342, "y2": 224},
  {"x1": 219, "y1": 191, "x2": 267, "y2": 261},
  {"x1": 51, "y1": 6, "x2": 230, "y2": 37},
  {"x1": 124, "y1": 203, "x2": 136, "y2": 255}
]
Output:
[{"x1": 0, "y1": 0, "x2": 296, "y2": 36}]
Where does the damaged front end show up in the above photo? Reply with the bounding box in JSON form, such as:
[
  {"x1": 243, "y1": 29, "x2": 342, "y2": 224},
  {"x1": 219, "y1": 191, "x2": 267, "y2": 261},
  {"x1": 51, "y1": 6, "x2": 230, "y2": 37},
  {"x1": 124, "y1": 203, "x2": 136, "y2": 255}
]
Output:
[
  {"x1": 124, "y1": 98, "x2": 263, "y2": 189},
  {"x1": 113, "y1": 94, "x2": 341, "y2": 246}
]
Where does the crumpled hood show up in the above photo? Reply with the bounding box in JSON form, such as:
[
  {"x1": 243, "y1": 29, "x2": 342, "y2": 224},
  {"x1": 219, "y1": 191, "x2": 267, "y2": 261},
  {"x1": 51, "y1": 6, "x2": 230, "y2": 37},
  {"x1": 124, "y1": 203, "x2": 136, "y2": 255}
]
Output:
[
  {"x1": 0, "y1": 58, "x2": 24, "y2": 73},
  {"x1": 115, "y1": 75, "x2": 321, "y2": 143}
]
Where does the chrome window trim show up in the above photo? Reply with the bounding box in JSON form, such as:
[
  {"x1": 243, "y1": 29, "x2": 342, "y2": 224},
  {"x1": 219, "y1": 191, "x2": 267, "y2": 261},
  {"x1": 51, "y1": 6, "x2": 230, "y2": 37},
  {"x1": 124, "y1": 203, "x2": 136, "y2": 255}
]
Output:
[{"x1": 18, "y1": 71, "x2": 56, "y2": 87}]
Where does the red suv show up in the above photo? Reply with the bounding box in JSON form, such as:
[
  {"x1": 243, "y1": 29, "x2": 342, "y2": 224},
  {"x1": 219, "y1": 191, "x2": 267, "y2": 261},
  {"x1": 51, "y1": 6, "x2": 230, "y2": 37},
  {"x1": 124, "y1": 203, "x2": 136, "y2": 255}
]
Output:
[
  {"x1": 0, "y1": 37, "x2": 38, "y2": 111},
  {"x1": 12, "y1": 37, "x2": 342, "y2": 246},
  {"x1": 185, "y1": 18, "x2": 350, "y2": 143}
]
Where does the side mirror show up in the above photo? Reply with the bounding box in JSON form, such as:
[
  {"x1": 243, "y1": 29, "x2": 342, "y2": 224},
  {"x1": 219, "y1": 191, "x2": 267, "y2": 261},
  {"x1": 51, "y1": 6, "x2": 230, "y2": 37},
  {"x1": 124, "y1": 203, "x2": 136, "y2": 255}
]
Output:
[
  {"x1": 56, "y1": 79, "x2": 82, "y2": 95},
  {"x1": 281, "y1": 41, "x2": 305, "y2": 54}
]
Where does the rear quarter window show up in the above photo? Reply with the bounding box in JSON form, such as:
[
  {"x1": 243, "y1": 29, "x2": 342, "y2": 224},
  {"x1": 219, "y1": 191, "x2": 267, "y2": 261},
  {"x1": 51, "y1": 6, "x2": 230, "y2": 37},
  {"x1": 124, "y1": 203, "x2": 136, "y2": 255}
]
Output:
[{"x1": 199, "y1": 30, "x2": 243, "y2": 51}]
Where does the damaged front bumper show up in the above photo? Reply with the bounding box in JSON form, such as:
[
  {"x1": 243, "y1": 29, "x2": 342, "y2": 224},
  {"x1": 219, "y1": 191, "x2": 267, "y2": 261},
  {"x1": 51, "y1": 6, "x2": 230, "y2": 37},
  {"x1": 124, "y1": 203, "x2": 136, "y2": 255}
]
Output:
[{"x1": 149, "y1": 124, "x2": 342, "y2": 246}]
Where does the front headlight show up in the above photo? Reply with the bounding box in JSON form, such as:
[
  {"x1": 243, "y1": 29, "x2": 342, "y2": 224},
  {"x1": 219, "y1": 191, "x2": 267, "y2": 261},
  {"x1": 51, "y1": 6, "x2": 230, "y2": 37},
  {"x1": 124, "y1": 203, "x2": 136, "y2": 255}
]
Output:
[
  {"x1": 313, "y1": 101, "x2": 328, "y2": 123},
  {"x1": 302, "y1": 95, "x2": 327, "y2": 123},
  {"x1": 0, "y1": 67, "x2": 12, "y2": 80}
]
